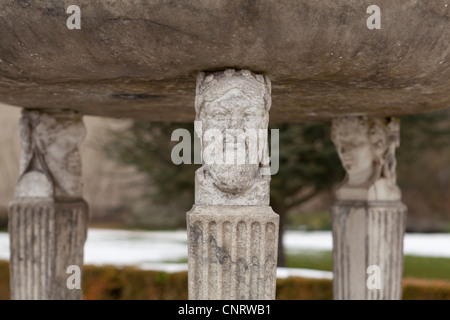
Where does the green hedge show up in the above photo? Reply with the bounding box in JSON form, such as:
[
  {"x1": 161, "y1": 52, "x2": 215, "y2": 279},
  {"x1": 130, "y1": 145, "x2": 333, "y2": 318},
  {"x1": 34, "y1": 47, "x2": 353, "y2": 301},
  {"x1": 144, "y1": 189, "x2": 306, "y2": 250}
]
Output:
[
  {"x1": 82, "y1": 265, "x2": 188, "y2": 300},
  {"x1": 0, "y1": 261, "x2": 9, "y2": 300},
  {"x1": 1, "y1": 261, "x2": 449, "y2": 300}
]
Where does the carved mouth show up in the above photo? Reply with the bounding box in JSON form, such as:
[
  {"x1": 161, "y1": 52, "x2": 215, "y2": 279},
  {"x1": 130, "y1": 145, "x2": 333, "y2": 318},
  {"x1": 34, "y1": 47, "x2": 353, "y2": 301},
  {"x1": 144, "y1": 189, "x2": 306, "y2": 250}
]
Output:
[{"x1": 341, "y1": 157, "x2": 353, "y2": 166}]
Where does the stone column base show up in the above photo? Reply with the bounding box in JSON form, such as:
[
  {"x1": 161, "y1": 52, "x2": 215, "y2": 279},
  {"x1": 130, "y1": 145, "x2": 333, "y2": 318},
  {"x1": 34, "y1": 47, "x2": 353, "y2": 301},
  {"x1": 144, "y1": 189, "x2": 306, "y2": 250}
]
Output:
[
  {"x1": 8, "y1": 198, "x2": 88, "y2": 300},
  {"x1": 331, "y1": 201, "x2": 407, "y2": 300},
  {"x1": 187, "y1": 205, "x2": 279, "y2": 300}
]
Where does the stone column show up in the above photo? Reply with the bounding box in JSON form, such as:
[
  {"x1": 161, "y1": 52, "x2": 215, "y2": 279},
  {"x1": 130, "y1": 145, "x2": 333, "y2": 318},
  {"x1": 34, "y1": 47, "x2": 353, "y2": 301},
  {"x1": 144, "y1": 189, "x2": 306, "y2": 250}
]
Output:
[
  {"x1": 187, "y1": 69, "x2": 279, "y2": 300},
  {"x1": 330, "y1": 116, "x2": 407, "y2": 300},
  {"x1": 9, "y1": 109, "x2": 88, "y2": 300}
]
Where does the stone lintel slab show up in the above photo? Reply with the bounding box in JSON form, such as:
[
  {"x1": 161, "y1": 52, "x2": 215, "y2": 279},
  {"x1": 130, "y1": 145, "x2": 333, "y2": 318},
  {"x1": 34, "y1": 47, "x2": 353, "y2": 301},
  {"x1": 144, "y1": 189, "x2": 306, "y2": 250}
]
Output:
[{"x1": 1, "y1": 1, "x2": 450, "y2": 121}]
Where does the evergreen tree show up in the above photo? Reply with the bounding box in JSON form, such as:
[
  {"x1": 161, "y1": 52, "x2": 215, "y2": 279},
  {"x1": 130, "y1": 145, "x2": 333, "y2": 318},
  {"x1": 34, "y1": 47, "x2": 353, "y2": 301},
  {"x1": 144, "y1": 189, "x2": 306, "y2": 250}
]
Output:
[{"x1": 105, "y1": 107, "x2": 450, "y2": 265}]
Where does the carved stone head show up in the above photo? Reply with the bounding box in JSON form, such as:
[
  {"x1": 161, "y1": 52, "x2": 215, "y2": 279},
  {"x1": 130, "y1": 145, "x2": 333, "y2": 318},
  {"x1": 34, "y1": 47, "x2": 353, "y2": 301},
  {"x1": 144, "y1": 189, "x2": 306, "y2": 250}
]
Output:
[
  {"x1": 195, "y1": 69, "x2": 271, "y2": 193},
  {"x1": 15, "y1": 109, "x2": 86, "y2": 199},
  {"x1": 331, "y1": 116, "x2": 401, "y2": 201}
]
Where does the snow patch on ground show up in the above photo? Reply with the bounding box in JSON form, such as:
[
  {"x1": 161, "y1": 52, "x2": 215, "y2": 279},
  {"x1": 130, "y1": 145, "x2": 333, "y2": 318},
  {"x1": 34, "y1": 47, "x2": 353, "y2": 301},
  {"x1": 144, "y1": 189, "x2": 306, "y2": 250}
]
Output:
[
  {"x1": 284, "y1": 230, "x2": 450, "y2": 258},
  {"x1": 0, "y1": 229, "x2": 448, "y2": 280},
  {"x1": 85, "y1": 262, "x2": 333, "y2": 280}
]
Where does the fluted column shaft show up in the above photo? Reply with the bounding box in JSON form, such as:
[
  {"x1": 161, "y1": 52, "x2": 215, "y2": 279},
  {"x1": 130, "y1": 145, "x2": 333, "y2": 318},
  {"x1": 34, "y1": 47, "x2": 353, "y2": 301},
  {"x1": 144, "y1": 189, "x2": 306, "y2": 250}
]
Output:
[{"x1": 331, "y1": 201, "x2": 406, "y2": 299}]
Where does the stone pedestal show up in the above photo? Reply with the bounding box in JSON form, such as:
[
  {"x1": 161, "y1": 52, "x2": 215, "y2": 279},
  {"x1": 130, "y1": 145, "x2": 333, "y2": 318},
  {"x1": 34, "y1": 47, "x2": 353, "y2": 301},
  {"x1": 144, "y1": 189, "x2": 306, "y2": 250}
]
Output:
[
  {"x1": 8, "y1": 199, "x2": 88, "y2": 300},
  {"x1": 187, "y1": 205, "x2": 279, "y2": 300},
  {"x1": 331, "y1": 201, "x2": 407, "y2": 300}
]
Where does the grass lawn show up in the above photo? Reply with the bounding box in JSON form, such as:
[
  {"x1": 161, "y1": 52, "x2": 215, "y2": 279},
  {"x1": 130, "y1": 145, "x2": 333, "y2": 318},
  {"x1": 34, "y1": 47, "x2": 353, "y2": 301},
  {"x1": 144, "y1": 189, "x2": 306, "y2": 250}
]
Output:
[{"x1": 286, "y1": 250, "x2": 450, "y2": 281}]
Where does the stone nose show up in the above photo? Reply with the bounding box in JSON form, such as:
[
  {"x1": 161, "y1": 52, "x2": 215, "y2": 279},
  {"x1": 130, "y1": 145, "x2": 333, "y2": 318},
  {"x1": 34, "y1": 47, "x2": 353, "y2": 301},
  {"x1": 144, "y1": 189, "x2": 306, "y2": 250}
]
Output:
[
  {"x1": 225, "y1": 129, "x2": 244, "y2": 144},
  {"x1": 228, "y1": 117, "x2": 240, "y2": 129},
  {"x1": 340, "y1": 142, "x2": 353, "y2": 154}
]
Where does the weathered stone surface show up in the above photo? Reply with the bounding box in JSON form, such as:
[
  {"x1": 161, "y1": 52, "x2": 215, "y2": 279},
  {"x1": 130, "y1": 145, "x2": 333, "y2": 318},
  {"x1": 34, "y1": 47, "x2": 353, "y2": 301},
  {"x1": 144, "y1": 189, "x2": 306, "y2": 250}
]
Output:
[
  {"x1": 330, "y1": 115, "x2": 407, "y2": 300},
  {"x1": 9, "y1": 109, "x2": 88, "y2": 300},
  {"x1": 15, "y1": 109, "x2": 86, "y2": 199},
  {"x1": 187, "y1": 205, "x2": 279, "y2": 300},
  {"x1": 188, "y1": 69, "x2": 279, "y2": 300},
  {"x1": 195, "y1": 167, "x2": 270, "y2": 206},
  {"x1": 331, "y1": 201, "x2": 406, "y2": 300},
  {"x1": 194, "y1": 69, "x2": 271, "y2": 205},
  {"x1": 8, "y1": 199, "x2": 88, "y2": 300},
  {"x1": 1, "y1": 1, "x2": 450, "y2": 121},
  {"x1": 331, "y1": 116, "x2": 401, "y2": 201},
  {"x1": 195, "y1": 69, "x2": 271, "y2": 194}
]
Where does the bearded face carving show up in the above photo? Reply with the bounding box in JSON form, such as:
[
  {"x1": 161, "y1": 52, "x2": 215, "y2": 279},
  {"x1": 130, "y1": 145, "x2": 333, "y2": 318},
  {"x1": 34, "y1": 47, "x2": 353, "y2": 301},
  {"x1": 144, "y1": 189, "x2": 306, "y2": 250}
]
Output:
[
  {"x1": 15, "y1": 109, "x2": 86, "y2": 199},
  {"x1": 195, "y1": 69, "x2": 271, "y2": 194}
]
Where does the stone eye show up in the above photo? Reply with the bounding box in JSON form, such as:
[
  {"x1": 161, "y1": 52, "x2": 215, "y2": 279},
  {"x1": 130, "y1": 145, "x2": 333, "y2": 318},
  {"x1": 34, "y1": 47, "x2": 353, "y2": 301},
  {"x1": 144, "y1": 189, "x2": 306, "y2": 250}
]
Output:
[{"x1": 212, "y1": 111, "x2": 227, "y2": 118}]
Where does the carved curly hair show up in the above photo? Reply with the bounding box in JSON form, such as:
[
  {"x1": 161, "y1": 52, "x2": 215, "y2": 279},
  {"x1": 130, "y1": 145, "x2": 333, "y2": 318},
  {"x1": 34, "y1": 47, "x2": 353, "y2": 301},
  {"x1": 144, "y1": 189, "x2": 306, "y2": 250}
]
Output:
[
  {"x1": 195, "y1": 69, "x2": 271, "y2": 121},
  {"x1": 18, "y1": 109, "x2": 84, "y2": 178}
]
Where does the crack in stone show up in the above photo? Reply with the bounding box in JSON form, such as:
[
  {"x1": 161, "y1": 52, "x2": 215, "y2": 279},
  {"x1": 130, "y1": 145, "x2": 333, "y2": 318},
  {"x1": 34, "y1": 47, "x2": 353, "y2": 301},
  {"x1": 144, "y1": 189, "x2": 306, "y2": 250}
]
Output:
[
  {"x1": 208, "y1": 236, "x2": 231, "y2": 265},
  {"x1": 106, "y1": 18, "x2": 200, "y2": 39},
  {"x1": 189, "y1": 224, "x2": 203, "y2": 248},
  {"x1": 189, "y1": 226, "x2": 275, "y2": 272}
]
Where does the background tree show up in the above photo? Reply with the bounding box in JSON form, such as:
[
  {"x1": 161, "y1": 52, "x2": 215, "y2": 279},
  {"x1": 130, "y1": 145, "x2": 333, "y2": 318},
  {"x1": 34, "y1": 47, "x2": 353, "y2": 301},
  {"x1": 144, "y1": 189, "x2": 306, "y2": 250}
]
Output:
[
  {"x1": 105, "y1": 107, "x2": 450, "y2": 265},
  {"x1": 269, "y1": 123, "x2": 343, "y2": 265},
  {"x1": 397, "y1": 108, "x2": 450, "y2": 232},
  {"x1": 105, "y1": 122, "x2": 199, "y2": 229}
]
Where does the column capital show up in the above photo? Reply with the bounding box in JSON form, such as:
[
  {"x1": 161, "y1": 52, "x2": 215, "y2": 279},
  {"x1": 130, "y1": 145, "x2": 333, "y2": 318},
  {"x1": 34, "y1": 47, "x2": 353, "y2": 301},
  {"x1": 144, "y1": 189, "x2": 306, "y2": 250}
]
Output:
[
  {"x1": 194, "y1": 69, "x2": 271, "y2": 205},
  {"x1": 15, "y1": 109, "x2": 86, "y2": 200},
  {"x1": 331, "y1": 115, "x2": 401, "y2": 201}
]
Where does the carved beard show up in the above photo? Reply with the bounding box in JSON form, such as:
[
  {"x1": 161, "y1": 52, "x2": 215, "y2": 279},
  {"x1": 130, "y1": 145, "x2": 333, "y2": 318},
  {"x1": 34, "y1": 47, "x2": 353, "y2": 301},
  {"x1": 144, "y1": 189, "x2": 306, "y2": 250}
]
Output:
[{"x1": 207, "y1": 163, "x2": 260, "y2": 193}]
